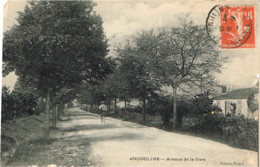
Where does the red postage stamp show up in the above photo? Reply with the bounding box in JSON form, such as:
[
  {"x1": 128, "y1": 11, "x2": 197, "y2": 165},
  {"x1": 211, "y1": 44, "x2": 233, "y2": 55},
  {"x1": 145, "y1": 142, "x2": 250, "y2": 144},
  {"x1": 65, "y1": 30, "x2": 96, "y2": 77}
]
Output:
[{"x1": 220, "y1": 6, "x2": 255, "y2": 49}]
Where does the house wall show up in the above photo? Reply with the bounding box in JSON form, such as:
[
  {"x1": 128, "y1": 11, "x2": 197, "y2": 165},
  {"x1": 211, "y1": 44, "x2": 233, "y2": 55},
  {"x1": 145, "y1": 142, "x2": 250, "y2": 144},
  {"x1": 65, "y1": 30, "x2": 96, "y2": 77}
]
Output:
[
  {"x1": 214, "y1": 98, "x2": 259, "y2": 119},
  {"x1": 213, "y1": 99, "x2": 248, "y2": 117},
  {"x1": 241, "y1": 99, "x2": 248, "y2": 117},
  {"x1": 252, "y1": 93, "x2": 259, "y2": 119},
  {"x1": 213, "y1": 100, "x2": 226, "y2": 114}
]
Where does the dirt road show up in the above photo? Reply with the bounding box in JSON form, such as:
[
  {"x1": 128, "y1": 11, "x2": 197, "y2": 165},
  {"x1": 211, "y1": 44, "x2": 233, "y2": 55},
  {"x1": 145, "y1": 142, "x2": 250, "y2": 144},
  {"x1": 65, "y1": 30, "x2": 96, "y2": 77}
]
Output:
[{"x1": 8, "y1": 108, "x2": 258, "y2": 167}]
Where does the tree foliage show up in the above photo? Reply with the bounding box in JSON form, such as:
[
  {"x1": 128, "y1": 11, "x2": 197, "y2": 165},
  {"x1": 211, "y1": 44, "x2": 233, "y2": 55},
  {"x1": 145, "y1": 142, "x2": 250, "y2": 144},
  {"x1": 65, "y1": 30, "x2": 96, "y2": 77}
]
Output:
[
  {"x1": 117, "y1": 43, "x2": 160, "y2": 120},
  {"x1": 125, "y1": 19, "x2": 225, "y2": 127},
  {"x1": 3, "y1": 1, "x2": 111, "y2": 130},
  {"x1": 3, "y1": 1, "x2": 110, "y2": 95},
  {"x1": 247, "y1": 93, "x2": 259, "y2": 117},
  {"x1": 1, "y1": 85, "x2": 41, "y2": 122}
]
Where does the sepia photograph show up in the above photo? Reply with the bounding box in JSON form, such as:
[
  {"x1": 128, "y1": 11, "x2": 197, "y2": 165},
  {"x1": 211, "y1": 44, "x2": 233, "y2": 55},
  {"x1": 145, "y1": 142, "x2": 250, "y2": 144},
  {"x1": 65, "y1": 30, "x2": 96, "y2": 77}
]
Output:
[{"x1": 1, "y1": 0, "x2": 259, "y2": 166}]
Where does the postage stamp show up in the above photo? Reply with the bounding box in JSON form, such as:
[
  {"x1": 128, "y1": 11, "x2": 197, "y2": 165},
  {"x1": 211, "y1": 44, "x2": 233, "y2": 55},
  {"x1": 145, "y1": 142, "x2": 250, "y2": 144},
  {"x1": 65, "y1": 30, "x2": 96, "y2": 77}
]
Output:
[
  {"x1": 206, "y1": 5, "x2": 255, "y2": 49},
  {"x1": 220, "y1": 6, "x2": 255, "y2": 49}
]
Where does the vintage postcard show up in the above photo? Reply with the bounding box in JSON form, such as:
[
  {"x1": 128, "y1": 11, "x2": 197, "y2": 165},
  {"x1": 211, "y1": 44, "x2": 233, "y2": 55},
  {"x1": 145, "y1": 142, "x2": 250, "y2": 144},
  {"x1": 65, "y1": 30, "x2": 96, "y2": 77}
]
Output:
[{"x1": 1, "y1": 0, "x2": 259, "y2": 166}]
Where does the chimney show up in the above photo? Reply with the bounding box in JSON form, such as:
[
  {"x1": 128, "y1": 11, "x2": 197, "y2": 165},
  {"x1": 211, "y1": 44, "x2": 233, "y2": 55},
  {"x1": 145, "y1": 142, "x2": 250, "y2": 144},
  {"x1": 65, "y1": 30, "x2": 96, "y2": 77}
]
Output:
[{"x1": 221, "y1": 85, "x2": 227, "y2": 93}]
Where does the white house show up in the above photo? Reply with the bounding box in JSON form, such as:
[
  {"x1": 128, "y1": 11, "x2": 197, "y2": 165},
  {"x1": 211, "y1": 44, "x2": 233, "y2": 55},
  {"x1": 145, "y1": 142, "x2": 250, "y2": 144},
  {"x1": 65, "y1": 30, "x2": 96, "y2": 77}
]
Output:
[{"x1": 213, "y1": 87, "x2": 259, "y2": 119}]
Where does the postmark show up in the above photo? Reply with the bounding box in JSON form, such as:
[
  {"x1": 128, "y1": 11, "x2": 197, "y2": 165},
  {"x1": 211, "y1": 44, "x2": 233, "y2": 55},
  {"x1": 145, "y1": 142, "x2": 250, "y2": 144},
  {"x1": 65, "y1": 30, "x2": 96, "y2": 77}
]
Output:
[{"x1": 206, "y1": 5, "x2": 255, "y2": 49}]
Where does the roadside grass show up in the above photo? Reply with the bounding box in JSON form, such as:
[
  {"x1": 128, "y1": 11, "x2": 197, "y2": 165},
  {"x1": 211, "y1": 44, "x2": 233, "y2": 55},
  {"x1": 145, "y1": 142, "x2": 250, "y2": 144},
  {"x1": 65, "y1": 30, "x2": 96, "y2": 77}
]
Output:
[
  {"x1": 7, "y1": 140, "x2": 49, "y2": 166},
  {"x1": 7, "y1": 132, "x2": 94, "y2": 167},
  {"x1": 1, "y1": 114, "x2": 47, "y2": 165},
  {"x1": 1, "y1": 114, "x2": 46, "y2": 144},
  {"x1": 3, "y1": 109, "x2": 96, "y2": 167},
  {"x1": 1, "y1": 135, "x2": 16, "y2": 152}
]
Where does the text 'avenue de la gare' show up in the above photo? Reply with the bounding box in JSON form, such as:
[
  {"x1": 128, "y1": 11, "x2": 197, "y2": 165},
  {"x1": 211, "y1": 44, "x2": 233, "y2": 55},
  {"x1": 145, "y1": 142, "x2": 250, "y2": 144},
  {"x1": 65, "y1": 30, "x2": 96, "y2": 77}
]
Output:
[{"x1": 129, "y1": 157, "x2": 206, "y2": 161}]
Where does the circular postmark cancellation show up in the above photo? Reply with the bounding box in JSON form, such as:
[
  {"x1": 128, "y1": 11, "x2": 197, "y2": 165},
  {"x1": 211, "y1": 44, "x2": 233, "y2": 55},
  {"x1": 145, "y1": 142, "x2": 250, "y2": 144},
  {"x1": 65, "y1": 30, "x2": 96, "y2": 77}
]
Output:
[{"x1": 206, "y1": 5, "x2": 255, "y2": 49}]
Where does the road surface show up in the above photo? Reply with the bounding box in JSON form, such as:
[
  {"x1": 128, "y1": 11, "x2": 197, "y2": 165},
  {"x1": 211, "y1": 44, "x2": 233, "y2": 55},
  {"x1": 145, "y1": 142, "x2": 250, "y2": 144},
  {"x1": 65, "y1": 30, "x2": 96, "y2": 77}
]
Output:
[{"x1": 8, "y1": 108, "x2": 258, "y2": 167}]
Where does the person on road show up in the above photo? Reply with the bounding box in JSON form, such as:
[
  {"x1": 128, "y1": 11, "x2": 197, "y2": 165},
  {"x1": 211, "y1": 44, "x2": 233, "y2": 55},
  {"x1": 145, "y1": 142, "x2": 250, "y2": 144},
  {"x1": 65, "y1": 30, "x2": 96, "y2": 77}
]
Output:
[{"x1": 99, "y1": 101, "x2": 108, "y2": 124}]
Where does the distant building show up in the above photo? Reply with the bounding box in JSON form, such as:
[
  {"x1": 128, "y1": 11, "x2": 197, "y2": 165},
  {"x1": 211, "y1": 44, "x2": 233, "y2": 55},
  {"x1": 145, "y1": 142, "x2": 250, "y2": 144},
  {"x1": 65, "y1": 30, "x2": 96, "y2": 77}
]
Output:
[
  {"x1": 117, "y1": 99, "x2": 142, "y2": 108},
  {"x1": 213, "y1": 87, "x2": 259, "y2": 119},
  {"x1": 72, "y1": 99, "x2": 80, "y2": 107}
]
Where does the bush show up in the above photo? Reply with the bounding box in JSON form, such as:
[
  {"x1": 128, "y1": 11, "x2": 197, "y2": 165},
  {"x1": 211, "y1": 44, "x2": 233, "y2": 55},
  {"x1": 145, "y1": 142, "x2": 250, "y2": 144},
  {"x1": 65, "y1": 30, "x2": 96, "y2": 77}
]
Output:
[
  {"x1": 188, "y1": 114, "x2": 258, "y2": 151},
  {"x1": 107, "y1": 108, "x2": 120, "y2": 117},
  {"x1": 146, "y1": 95, "x2": 173, "y2": 126},
  {"x1": 1, "y1": 87, "x2": 40, "y2": 122},
  {"x1": 125, "y1": 106, "x2": 143, "y2": 113},
  {"x1": 67, "y1": 102, "x2": 74, "y2": 108},
  {"x1": 116, "y1": 109, "x2": 133, "y2": 120},
  {"x1": 147, "y1": 93, "x2": 221, "y2": 128},
  {"x1": 34, "y1": 98, "x2": 45, "y2": 115},
  {"x1": 222, "y1": 116, "x2": 258, "y2": 151},
  {"x1": 190, "y1": 93, "x2": 222, "y2": 116},
  {"x1": 190, "y1": 114, "x2": 224, "y2": 132}
]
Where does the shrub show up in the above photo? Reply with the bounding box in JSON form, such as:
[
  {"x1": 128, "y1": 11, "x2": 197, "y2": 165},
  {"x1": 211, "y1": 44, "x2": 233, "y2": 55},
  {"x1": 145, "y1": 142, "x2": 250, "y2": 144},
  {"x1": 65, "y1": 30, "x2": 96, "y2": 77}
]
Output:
[
  {"x1": 190, "y1": 93, "x2": 222, "y2": 116},
  {"x1": 1, "y1": 87, "x2": 39, "y2": 122},
  {"x1": 193, "y1": 114, "x2": 225, "y2": 133},
  {"x1": 188, "y1": 113, "x2": 258, "y2": 151},
  {"x1": 222, "y1": 116, "x2": 258, "y2": 151},
  {"x1": 146, "y1": 95, "x2": 172, "y2": 126},
  {"x1": 125, "y1": 106, "x2": 143, "y2": 113},
  {"x1": 2, "y1": 87, "x2": 15, "y2": 121},
  {"x1": 67, "y1": 102, "x2": 74, "y2": 108},
  {"x1": 108, "y1": 108, "x2": 120, "y2": 117}
]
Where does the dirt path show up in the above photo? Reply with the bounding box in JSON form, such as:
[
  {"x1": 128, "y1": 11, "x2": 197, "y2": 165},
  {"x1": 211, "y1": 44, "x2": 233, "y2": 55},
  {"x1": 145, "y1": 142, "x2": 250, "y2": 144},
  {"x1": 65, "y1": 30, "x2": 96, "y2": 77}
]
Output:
[{"x1": 8, "y1": 108, "x2": 258, "y2": 167}]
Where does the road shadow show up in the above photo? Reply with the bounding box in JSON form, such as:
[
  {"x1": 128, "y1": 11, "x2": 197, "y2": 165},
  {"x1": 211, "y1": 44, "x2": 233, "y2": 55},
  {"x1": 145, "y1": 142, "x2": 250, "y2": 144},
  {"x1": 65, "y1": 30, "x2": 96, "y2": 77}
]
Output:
[
  {"x1": 89, "y1": 132, "x2": 151, "y2": 142},
  {"x1": 68, "y1": 112, "x2": 98, "y2": 117},
  {"x1": 70, "y1": 116, "x2": 100, "y2": 120},
  {"x1": 61, "y1": 124, "x2": 121, "y2": 132},
  {"x1": 64, "y1": 132, "x2": 152, "y2": 146}
]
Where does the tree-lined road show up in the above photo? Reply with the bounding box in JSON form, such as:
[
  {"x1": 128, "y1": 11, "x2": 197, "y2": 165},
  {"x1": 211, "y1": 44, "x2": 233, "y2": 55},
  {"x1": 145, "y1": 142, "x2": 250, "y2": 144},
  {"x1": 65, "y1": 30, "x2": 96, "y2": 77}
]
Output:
[{"x1": 8, "y1": 108, "x2": 258, "y2": 167}]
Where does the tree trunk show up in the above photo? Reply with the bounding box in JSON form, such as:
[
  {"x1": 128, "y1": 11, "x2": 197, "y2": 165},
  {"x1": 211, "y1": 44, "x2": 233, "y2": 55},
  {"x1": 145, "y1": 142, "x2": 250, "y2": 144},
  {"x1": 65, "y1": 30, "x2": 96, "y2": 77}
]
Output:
[
  {"x1": 108, "y1": 97, "x2": 111, "y2": 115},
  {"x1": 52, "y1": 105, "x2": 57, "y2": 128},
  {"x1": 43, "y1": 88, "x2": 51, "y2": 140},
  {"x1": 55, "y1": 105, "x2": 58, "y2": 124},
  {"x1": 61, "y1": 102, "x2": 65, "y2": 114},
  {"x1": 90, "y1": 103, "x2": 93, "y2": 112},
  {"x1": 44, "y1": 98, "x2": 47, "y2": 118},
  {"x1": 150, "y1": 100, "x2": 153, "y2": 115},
  {"x1": 114, "y1": 98, "x2": 117, "y2": 111},
  {"x1": 172, "y1": 87, "x2": 178, "y2": 128},
  {"x1": 188, "y1": 110, "x2": 190, "y2": 124},
  {"x1": 200, "y1": 78, "x2": 203, "y2": 94},
  {"x1": 57, "y1": 103, "x2": 60, "y2": 120},
  {"x1": 124, "y1": 100, "x2": 127, "y2": 113},
  {"x1": 142, "y1": 97, "x2": 146, "y2": 121},
  {"x1": 48, "y1": 96, "x2": 51, "y2": 127},
  {"x1": 57, "y1": 102, "x2": 62, "y2": 119}
]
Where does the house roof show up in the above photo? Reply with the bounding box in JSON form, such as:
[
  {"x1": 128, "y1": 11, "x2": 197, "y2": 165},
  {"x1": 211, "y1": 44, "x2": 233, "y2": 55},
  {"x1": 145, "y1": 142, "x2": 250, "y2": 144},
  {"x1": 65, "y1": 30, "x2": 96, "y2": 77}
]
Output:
[{"x1": 214, "y1": 87, "x2": 259, "y2": 100}]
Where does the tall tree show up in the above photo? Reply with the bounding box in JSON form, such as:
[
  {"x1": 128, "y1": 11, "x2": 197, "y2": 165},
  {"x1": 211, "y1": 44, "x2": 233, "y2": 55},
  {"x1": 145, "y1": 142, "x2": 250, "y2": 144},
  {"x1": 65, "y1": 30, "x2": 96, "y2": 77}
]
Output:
[
  {"x1": 100, "y1": 73, "x2": 118, "y2": 112},
  {"x1": 247, "y1": 94, "x2": 259, "y2": 118},
  {"x1": 117, "y1": 45, "x2": 158, "y2": 120},
  {"x1": 132, "y1": 20, "x2": 225, "y2": 128},
  {"x1": 3, "y1": 1, "x2": 110, "y2": 134}
]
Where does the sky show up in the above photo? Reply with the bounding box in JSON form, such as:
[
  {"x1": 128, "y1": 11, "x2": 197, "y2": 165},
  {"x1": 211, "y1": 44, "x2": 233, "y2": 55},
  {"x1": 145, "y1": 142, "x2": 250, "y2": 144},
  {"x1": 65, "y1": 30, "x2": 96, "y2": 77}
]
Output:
[{"x1": 2, "y1": 0, "x2": 260, "y2": 90}]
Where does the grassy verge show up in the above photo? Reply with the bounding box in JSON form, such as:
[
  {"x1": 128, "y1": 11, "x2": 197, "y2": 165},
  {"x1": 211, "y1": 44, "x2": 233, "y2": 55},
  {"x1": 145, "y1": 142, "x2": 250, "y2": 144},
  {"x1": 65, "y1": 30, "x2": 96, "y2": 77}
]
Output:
[
  {"x1": 3, "y1": 109, "x2": 95, "y2": 167},
  {"x1": 1, "y1": 113, "x2": 46, "y2": 166}
]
